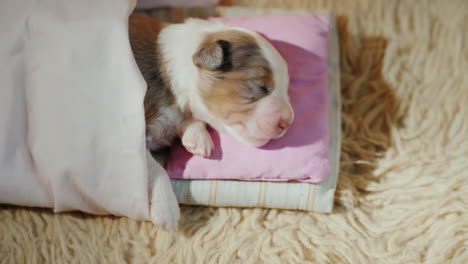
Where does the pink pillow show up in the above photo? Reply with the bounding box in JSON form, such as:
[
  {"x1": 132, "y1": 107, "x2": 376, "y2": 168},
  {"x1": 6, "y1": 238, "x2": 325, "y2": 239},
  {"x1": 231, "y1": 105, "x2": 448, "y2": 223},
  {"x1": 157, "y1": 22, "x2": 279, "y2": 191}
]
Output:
[{"x1": 167, "y1": 14, "x2": 331, "y2": 183}]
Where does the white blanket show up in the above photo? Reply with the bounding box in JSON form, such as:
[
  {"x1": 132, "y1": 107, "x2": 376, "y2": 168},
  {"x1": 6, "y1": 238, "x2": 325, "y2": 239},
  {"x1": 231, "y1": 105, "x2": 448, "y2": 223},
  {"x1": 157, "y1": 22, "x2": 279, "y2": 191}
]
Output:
[{"x1": 0, "y1": 0, "x2": 158, "y2": 221}]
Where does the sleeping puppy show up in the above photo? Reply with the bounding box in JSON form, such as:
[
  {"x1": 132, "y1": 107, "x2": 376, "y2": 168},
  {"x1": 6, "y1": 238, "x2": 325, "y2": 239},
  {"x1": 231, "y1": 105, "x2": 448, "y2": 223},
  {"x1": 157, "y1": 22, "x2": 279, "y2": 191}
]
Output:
[{"x1": 129, "y1": 14, "x2": 294, "y2": 229}]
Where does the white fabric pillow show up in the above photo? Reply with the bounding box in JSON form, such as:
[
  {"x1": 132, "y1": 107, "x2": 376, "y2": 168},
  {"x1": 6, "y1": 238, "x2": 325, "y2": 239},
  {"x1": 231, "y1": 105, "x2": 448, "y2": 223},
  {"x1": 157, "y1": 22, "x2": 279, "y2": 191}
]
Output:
[{"x1": 0, "y1": 0, "x2": 151, "y2": 220}]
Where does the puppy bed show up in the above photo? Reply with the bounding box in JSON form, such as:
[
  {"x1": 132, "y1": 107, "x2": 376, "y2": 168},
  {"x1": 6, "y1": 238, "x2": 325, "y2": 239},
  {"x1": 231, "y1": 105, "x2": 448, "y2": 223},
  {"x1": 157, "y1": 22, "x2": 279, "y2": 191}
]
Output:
[
  {"x1": 0, "y1": 0, "x2": 340, "y2": 219},
  {"x1": 168, "y1": 11, "x2": 341, "y2": 212}
]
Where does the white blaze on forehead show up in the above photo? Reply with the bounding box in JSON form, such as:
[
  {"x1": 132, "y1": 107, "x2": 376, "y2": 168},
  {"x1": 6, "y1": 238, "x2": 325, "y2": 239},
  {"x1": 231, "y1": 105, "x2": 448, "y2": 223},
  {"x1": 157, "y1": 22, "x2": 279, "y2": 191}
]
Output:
[{"x1": 252, "y1": 32, "x2": 294, "y2": 124}]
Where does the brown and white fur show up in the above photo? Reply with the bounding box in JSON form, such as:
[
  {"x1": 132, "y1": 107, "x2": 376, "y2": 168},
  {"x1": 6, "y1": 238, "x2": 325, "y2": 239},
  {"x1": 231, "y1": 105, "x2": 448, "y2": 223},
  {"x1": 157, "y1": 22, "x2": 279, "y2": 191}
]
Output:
[{"x1": 129, "y1": 14, "x2": 294, "y2": 229}]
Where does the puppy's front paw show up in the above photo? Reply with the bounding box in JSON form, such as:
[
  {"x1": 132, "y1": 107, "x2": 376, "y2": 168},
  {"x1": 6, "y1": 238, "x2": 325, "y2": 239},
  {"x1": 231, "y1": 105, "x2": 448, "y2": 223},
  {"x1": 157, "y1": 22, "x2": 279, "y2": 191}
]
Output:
[
  {"x1": 146, "y1": 148, "x2": 180, "y2": 230},
  {"x1": 150, "y1": 190, "x2": 180, "y2": 230},
  {"x1": 181, "y1": 125, "x2": 214, "y2": 157}
]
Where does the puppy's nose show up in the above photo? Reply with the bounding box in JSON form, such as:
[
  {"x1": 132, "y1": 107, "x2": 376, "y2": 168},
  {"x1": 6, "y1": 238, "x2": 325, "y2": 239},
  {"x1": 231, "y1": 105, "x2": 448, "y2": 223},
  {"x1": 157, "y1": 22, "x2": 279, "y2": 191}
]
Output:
[
  {"x1": 273, "y1": 120, "x2": 290, "y2": 139},
  {"x1": 277, "y1": 120, "x2": 290, "y2": 131}
]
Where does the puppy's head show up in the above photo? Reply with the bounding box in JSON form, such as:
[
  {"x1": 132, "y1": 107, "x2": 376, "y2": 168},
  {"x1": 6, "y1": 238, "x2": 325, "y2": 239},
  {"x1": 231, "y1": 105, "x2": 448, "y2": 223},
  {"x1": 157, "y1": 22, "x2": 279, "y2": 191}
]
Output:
[{"x1": 192, "y1": 29, "x2": 294, "y2": 147}]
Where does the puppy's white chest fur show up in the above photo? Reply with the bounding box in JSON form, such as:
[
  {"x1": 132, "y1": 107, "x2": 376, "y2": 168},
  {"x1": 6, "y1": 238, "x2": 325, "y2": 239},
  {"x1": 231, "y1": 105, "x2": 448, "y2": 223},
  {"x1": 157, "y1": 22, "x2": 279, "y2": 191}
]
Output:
[{"x1": 146, "y1": 105, "x2": 183, "y2": 151}]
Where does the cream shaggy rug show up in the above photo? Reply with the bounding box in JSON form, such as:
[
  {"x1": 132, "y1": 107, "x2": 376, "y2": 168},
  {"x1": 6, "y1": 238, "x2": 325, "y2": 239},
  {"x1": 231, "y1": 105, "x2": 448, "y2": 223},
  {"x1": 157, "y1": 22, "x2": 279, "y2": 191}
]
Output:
[{"x1": 1, "y1": 0, "x2": 467, "y2": 263}]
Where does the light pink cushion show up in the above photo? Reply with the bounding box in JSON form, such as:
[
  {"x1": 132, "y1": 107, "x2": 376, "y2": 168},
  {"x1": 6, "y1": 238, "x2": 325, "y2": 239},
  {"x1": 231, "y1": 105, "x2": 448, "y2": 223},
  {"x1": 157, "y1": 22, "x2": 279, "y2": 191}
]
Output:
[{"x1": 167, "y1": 14, "x2": 331, "y2": 183}]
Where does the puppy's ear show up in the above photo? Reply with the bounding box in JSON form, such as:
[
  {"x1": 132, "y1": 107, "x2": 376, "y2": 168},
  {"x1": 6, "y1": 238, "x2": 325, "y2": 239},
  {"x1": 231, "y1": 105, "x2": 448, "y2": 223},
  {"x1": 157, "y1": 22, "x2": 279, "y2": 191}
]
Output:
[{"x1": 193, "y1": 40, "x2": 232, "y2": 71}]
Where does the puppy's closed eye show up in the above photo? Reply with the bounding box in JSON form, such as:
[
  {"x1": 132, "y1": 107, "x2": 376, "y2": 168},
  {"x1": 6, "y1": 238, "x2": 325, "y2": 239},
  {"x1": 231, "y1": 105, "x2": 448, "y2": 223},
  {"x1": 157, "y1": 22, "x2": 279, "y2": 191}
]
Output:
[
  {"x1": 259, "y1": 84, "x2": 269, "y2": 95},
  {"x1": 240, "y1": 80, "x2": 270, "y2": 102}
]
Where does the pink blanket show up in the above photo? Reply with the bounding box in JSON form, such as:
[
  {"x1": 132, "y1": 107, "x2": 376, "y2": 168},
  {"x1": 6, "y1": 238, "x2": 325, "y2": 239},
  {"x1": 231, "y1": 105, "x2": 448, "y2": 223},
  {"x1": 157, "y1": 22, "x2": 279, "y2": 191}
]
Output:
[{"x1": 167, "y1": 14, "x2": 331, "y2": 183}]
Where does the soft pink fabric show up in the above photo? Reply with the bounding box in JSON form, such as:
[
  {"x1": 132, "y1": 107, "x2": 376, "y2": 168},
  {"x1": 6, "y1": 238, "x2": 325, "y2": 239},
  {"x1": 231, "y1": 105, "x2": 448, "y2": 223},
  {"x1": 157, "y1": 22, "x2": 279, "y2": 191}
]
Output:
[{"x1": 167, "y1": 14, "x2": 331, "y2": 183}]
